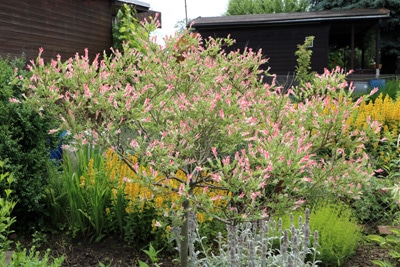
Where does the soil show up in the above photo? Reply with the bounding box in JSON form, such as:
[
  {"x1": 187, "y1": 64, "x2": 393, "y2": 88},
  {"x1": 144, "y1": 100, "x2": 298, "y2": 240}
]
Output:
[
  {"x1": 9, "y1": 231, "x2": 395, "y2": 267},
  {"x1": 342, "y1": 243, "x2": 393, "y2": 267},
  {"x1": 11, "y1": 233, "x2": 178, "y2": 267}
]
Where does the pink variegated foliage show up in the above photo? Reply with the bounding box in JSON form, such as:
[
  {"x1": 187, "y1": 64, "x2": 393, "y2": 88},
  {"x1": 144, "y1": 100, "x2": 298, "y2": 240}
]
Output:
[{"x1": 20, "y1": 29, "x2": 379, "y2": 221}]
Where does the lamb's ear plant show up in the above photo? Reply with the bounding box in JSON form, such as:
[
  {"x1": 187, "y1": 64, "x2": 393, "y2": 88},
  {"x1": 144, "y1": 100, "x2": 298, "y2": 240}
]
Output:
[{"x1": 194, "y1": 209, "x2": 320, "y2": 267}]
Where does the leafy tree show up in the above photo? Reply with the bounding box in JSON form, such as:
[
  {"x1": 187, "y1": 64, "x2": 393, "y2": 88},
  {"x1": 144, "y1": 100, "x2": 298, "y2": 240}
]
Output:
[
  {"x1": 112, "y1": 4, "x2": 159, "y2": 52},
  {"x1": 175, "y1": 18, "x2": 193, "y2": 34},
  {"x1": 310, "y1": 0, "x2": 400, "y2": 74},
  {"x1": 226, "y1": 0, "x2": 310, "y2": 15}
]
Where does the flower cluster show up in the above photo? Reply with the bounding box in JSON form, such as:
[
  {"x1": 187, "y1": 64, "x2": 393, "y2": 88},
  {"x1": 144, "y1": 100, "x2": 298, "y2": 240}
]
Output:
[
  {"x1": 103, "y1": 149, "x2": 230, "y2": 224},
  {"x1": 348, "y1": 93, "x2": 400, "y2": 167}
]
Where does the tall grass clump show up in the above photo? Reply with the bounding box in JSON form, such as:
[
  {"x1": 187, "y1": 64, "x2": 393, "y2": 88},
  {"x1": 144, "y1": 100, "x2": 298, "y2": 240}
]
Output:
[{"x1": 61, "y1": 145, "x2": 113, "y2": 242}]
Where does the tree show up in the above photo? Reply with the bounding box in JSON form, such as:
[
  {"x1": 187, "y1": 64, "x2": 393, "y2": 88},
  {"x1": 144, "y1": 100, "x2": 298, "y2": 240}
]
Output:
[
  {"x1": 311, "y1": 0, "x2": 400, "y2": 74},
  {"x1": 18, "y1": 22, "x2": 379, "y2": 266},
  {"x1": 174, "y1": 18, "x2": 193, "y2": 34},
  {"x1": 226, "y1": 0, "x2": 310, "y2": 15},
  {"x1": 112, "y1": 4, "x2": 159, "y2": 53}
]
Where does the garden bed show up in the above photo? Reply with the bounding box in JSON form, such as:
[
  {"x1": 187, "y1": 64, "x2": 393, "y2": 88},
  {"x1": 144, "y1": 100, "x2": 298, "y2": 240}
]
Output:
[{"x1": 9, "y1": 231, "x2": 392, "y2": 267}]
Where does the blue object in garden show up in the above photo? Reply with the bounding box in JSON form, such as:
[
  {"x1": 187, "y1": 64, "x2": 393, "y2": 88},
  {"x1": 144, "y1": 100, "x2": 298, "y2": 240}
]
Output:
[
  {"x1": 369, "y1": 79, "x2": 386, "y2": 90},
  {"x1": 353, "y1": 81, "x2": 369, "y2": 94},
  {"x1": 50, "y1": 130, "x2": 67, "y2": 161}
]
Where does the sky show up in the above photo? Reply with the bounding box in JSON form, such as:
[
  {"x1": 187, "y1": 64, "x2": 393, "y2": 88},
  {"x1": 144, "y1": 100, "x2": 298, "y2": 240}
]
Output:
[{"x1": 145, "y1": 0, "x2": 230, "y2": 41}]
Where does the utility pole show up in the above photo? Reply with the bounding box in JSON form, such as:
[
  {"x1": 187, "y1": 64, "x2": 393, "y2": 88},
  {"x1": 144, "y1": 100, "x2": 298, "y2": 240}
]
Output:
[{"x1": 184, "y1": 0, "x2": 188, "y2": 25}]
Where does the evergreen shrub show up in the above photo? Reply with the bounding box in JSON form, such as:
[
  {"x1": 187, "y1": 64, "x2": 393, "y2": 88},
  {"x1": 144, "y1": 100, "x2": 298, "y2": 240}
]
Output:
[{"x1": 0, "y1": 55, "x2": 57, "y2": 230}]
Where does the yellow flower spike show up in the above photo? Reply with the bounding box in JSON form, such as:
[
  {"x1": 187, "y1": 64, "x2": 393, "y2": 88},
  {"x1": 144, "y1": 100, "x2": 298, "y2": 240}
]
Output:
[
  {"x1": 197, "y1": 212, "x2": 206, "y2": 224},
  {"x1": 125, "y1": 205, "x2": 134, "y2": 214},
  {"x1": 139, "y1": 201, "x2": 145, "y2": 212},
  {"x1": 79, "y1": 175, "x2": 85, "y2": 188},
  {"x1": 154, "y1": 196, "x2": 163, "y2": 209},
  {"x1": 87, "y1": 158, "x2": 95, "y2": 185}
]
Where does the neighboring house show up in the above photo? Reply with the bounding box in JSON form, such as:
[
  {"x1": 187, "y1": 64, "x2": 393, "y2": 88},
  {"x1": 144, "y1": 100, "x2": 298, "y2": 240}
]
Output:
[
  {"x1": 0, "y1": 0, "x2": 160, "y2": 62},
  {"x1": 191, "y1": 9, "x2": 390, "y2": 82}
]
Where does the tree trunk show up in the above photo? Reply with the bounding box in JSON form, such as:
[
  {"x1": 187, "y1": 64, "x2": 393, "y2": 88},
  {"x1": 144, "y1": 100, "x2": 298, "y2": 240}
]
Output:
[{"x1": 180, "y1": 199, "x2": 189, "y2": 267}]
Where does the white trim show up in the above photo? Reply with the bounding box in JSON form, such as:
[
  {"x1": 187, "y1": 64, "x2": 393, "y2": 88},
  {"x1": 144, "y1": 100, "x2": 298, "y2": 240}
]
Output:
[{"x1": 117, "y1": 0, "x2": 150, "y2": 8}]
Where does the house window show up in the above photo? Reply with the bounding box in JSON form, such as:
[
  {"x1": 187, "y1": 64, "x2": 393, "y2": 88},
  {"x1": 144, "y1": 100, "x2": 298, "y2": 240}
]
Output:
[{"x1": 305, "y1": 36, "x2": 314, "y2": 48}]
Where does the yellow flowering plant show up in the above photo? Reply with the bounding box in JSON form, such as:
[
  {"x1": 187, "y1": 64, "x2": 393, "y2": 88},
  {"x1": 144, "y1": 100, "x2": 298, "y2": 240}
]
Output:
[
  {"x1": 349, "y1": 93, "x2": 400, "y2": 171},
  {"x1": 103, "y1": 149, "x2": 229, "y2": 247},
  {"x1": 346, "y1": 92, "x2": 400, "y2": 225}
]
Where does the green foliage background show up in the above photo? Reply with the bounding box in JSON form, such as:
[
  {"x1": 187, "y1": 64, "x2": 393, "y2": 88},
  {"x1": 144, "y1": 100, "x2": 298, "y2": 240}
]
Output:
[{"x1": 226, "y1": 0, "x2": 310, "y2": 15}]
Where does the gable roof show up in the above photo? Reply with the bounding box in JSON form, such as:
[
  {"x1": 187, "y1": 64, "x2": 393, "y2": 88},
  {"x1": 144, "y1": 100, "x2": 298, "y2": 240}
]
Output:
[{"x1": 191, "y1": 8, "x2": 390, "y2": 29}]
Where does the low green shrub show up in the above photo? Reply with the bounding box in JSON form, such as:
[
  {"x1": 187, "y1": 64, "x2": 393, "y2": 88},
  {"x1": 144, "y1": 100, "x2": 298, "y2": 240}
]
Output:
[
  {"x1": 312, "y1": 202, "x2": 362, "y2": 266},
  {"x1": 0, "y1": 245, "x2": 64, "y2": 267},
  {"x1": 283, "y1": 202, "x2": 362, "y2": 266}
]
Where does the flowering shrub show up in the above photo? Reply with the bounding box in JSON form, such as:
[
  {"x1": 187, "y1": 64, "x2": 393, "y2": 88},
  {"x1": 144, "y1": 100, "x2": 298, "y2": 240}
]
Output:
[{"x1": 19, "y1": 25, "x2": 380, "y2": 265}]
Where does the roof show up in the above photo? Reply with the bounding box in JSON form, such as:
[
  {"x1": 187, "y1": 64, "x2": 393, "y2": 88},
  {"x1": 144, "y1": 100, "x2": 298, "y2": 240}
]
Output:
[{"x1": 191, "y1": 8, "x2": 390, "y2": 29}]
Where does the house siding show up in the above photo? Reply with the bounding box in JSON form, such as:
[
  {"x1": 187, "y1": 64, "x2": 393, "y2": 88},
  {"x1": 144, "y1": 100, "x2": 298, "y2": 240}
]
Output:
[
  {"x1": 0, "y1": 0, "x2": 112, "y2": 62},
  {"x1": 197, "y1": 23, "x2": 330, "y2": 76}
]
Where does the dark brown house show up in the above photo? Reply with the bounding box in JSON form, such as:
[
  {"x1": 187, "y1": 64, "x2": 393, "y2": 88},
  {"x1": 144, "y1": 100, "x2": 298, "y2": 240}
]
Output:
[
  {"x1": 0, "y1": 0, "x2": 160, "y2": 62},
  {"x1": 191, "y1": 9, "x2": 390, "y2": 79}
]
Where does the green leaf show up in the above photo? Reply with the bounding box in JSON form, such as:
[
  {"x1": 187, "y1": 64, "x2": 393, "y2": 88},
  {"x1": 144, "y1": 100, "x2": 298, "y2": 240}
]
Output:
[
  {"x1": 138, "y1": 260, "x2": 150, "y2": 267},
  {"x1": 368, "y1": 234, "x2": 386, "y2": 244},
  {"x1": 370, "y1": 260, "x2": 394, "y2": 267}
]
